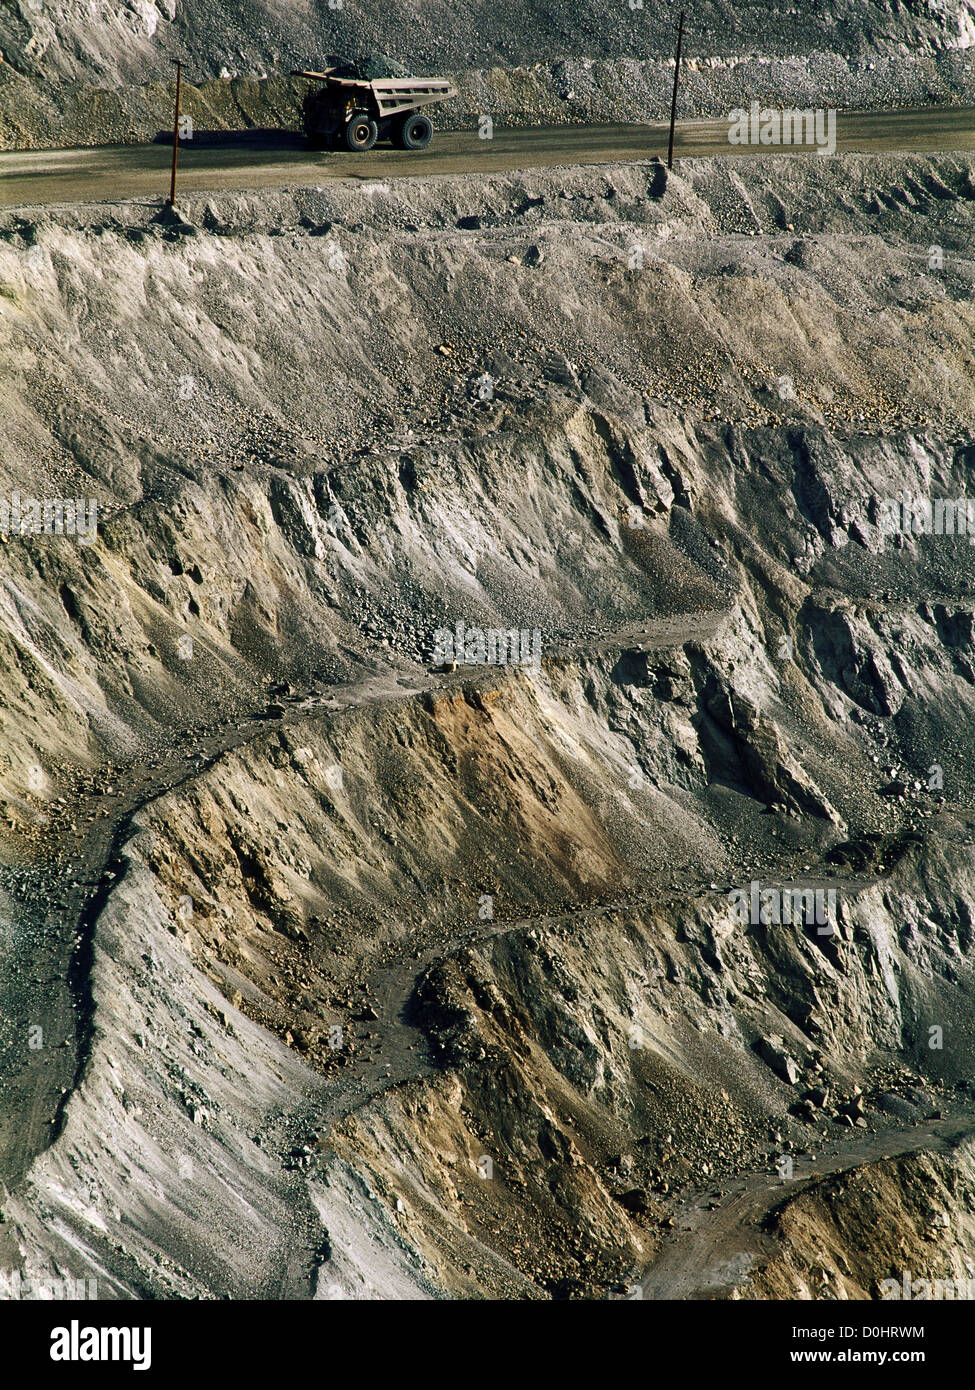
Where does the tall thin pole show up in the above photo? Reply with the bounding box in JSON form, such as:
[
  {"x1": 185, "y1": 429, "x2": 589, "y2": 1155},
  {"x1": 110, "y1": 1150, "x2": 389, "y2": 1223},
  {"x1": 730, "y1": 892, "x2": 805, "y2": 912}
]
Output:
[
  {"x1": 667, "y1": 11, "x2": 685, "y2": 171},
  {"x1": 168, "y1": 59, "x2": 182, "y2": 206}
]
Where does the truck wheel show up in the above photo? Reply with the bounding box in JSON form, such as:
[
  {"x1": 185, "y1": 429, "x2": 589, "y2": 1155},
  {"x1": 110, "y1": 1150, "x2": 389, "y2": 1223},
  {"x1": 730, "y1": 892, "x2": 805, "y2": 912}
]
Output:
[
  {"x1": 345, "y1": 114, "x2": 379, "y2": 151},
  {"x1": 397, "y1": 113, "x2": 434, "y2": 150}
]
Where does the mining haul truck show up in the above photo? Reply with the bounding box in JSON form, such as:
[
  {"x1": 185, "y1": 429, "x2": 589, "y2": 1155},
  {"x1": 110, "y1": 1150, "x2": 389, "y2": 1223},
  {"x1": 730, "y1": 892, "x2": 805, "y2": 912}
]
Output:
[{"x1": 293, "y1": 57, "x2": 458, "y2": 151}]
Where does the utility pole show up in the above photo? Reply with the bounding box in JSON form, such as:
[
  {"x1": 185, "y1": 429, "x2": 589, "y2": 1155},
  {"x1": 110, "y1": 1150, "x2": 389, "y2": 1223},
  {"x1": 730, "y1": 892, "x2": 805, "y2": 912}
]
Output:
[
  {"x1": 167, "y1": 59, "x2": 182, "y2": 206},
  {"x1": 667, "y1": 10, "x2": 685, "y2": 171}
]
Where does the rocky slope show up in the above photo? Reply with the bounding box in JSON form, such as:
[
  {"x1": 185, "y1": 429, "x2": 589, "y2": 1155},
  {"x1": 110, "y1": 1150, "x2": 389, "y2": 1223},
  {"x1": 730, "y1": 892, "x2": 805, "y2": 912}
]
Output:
[
  {"x1": 2, "y1": 151, "x2": 975, "y2": 1297},
  {"x1": 2, "y1": 1, "x2": 975, "y2": 149}
]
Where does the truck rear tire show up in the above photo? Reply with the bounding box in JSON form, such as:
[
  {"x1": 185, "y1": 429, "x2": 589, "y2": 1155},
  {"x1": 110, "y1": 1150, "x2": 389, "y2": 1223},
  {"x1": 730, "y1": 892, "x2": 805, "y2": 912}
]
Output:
[
  {"x1": 345, "y1": 114, "x2": 379, "y2": 151},
  {"x1": 397, "y1": 113, "x2": 434, "y2": 150}
]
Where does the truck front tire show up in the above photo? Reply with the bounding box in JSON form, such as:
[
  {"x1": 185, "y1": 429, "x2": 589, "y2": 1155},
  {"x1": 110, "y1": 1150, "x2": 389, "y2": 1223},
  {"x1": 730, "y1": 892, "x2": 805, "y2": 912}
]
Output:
[{"x1": 345, "y1": 114, "x2": 379, "y2": 151}]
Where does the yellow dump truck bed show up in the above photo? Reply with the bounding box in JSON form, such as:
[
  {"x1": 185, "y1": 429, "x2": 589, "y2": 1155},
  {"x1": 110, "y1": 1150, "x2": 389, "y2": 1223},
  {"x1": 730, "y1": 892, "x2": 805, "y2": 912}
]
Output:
[{"x1": 292, "y1": 70, "x2": 458, "y2": 120}]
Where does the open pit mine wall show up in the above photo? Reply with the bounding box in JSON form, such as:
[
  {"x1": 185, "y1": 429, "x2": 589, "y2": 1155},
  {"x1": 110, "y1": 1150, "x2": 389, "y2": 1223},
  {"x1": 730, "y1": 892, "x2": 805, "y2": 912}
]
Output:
[
  {"x1": 2, "y1": 157, "x2": 975, "y2": 1294},
  {"x1": 1, "y1": 157, "x2": 973, "y2": 1295},
  {"x1": 4, "y1": 756, "x2": 975, "y2": 1299},
  {"x1": 2, "y1": 1, "x2": 975, "y2": 148}
]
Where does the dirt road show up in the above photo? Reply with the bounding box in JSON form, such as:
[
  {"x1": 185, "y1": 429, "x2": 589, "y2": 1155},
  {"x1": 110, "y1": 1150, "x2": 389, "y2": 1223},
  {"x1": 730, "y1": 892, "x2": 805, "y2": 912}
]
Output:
[
  {"x1": 0, "y1": 105, "x2": 973, "y2": 209},
  {"x1": 640, "y1": 1113, "x2": 975, "y2": 1300}
]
